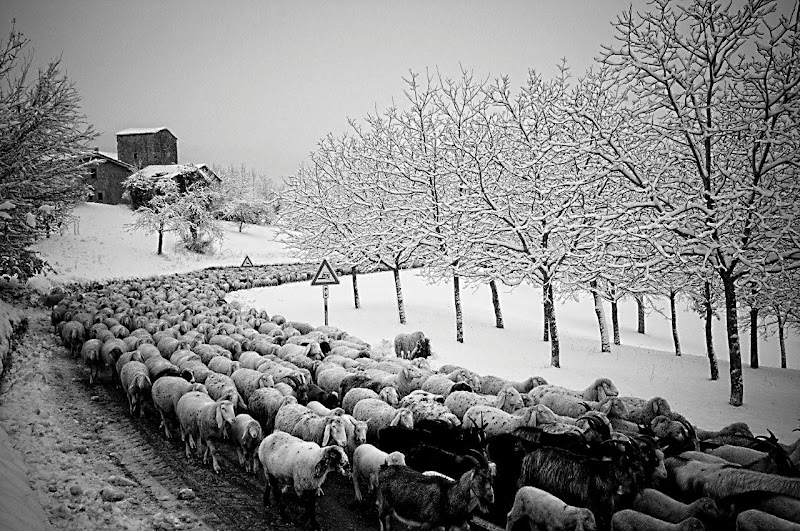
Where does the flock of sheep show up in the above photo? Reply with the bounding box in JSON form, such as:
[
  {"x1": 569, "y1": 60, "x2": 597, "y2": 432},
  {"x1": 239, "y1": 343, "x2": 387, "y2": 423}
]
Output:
[{"x1": 48, "y1": 265, "x2": 800, "y2": 531}]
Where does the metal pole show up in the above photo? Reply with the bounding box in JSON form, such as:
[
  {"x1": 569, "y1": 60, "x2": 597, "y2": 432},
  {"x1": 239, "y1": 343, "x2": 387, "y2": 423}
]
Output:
[{"x1": 323, "y1": 285, "x2": 329, "y2": 326}]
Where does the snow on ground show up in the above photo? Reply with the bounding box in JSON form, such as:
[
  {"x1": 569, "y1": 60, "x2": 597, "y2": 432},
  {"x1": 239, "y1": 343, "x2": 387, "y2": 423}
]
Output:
[
  {"x1": 33, "y1": 202, "x2": 800, "y2": 442},
  {"x1": 31, "y1": 202, "x2": 297, "y2": 284}
]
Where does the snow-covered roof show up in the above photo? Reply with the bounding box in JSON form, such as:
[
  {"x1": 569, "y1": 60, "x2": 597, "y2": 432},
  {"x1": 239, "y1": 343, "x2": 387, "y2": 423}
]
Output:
[
  {"x1": 129, "y1": 163, "x2": 221, "y2": 183},
  {"x1": 98, "y1": 151, "x2": 118, "y2": 160},
  {"x1": 116, "y1": 127, "x2": 172, "y2": 136}
]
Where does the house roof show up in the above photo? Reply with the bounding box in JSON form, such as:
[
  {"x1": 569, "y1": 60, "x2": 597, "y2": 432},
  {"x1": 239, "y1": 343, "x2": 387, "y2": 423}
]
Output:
[
  {"x1": 84, "y1": 150, "x2": 135, "y2": 171},
  {"x1": 130, "y1": 163, "x2": 221, "y2": 184},
  {"x1": 116, "y1": 127, "x2": 174, "y2": 137}
]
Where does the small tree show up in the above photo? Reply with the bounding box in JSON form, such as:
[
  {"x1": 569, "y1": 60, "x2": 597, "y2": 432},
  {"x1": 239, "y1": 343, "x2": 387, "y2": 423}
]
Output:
[
  {"x1": 221, "y1": 199, "x2": 271, "y2": 232},
  {"x1": 125, "y1": 195, "x2": 176, "y2": 255},
  {"x1": 171, "y1": 185, "x2": 224, "y2": 253}
]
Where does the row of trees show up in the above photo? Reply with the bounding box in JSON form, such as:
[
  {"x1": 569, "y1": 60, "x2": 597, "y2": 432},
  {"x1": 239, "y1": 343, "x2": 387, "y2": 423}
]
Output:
[{"x1": 279, "y1": 0, "x2": 800, "y2": 406}]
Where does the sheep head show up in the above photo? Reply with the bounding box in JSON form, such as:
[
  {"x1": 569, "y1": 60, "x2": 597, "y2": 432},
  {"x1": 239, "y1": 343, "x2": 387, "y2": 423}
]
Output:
[
  {"x1": 385, "y1": 451, "x2": 406, "y2": 466},
  {"x1": 215, "y1": 400, "x2": 236, "y2": 433},
  {"x1": 322, "y1": 417, "x2": 348, "y2": 448},
  {"x1": 390, "y1": 409, "x2": 414, "y2": 429},
  {"x1": 379, "y1": 386, "x2": 399, "y2": 406},
  {"x1": 570, "y1": 508, "x2": 597, "y2": 531},
  {"x1": 317, "y1": 445, "x2": 350, "y2": 478}
]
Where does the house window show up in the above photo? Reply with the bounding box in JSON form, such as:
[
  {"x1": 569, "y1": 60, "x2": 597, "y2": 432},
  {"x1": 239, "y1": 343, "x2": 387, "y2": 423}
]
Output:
[
  {"x1": 90, "y1": 168, "x2": 97, "y2": 179},
  {"x1": 97, "y1": 191, "x2": 104, "y2": 202}
]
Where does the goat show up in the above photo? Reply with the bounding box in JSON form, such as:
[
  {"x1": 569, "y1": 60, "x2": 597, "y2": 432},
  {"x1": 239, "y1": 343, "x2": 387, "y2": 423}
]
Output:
[
  {"x1": 518, "y1": 439, "x2": 645, "y2": 530},
  {"x1": 610, "y1": 509, "x2": 704, "y2": 531},
  {"x1": 505, "y1": 485, "x2": 597, "y2": 531},
  {"x1": 376, "y1": 451, "x2": 494, "y2": 531},
  {"x1": 258, "y1": 431, "x2": 350, "y2": 531}
]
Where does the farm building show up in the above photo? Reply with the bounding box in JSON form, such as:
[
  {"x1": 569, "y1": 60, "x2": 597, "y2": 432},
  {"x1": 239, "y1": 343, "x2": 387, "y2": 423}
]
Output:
[
  {"x1": 124, "y1": 163, "x2": 222, "y2": 209},
  {"x1": 83, "y1": 149, "x2": 135, "y2": 204},
  {"x1": 84, "y1": 127, "x2": 217, "y2": 205}
]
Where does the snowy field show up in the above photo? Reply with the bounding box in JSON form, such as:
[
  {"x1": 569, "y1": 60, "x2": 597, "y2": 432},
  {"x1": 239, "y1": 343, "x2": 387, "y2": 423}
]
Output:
[{"x1": 33, "y1": 202, "x2": 800, "y2": 441}]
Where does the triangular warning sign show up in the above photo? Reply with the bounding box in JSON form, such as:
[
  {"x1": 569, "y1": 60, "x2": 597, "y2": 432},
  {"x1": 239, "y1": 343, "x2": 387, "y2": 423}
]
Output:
[
  {"x1": 241, "y1": 255, "x2": 254, "y2": 267},
  {"x1": 311, "y1": 258, "x2": 340, "y2": 285}
]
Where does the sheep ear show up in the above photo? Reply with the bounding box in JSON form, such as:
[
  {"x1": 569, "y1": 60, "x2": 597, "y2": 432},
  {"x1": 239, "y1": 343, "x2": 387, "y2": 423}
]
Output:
[
  {"x1": 597, "y1": 387, "x2": 607, "y2": 402},
  {"x1": 322, "y1": 422, "x2": 331, "y2": 446},
  {"x1": 389, "y1": 413, "x2": 400, "y2": 427},
  {"x1": 216, "y1": 404, "x2": 224, "y2": 429},
  {"x1": 497, "y1": 391, "x2": 507, "y2": 410}
]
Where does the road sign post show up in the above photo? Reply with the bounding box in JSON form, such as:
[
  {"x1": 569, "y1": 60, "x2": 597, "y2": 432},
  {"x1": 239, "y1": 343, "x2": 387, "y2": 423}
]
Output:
[{"x1": 310, "y1": 259, "x2": 339, "y2": 326}]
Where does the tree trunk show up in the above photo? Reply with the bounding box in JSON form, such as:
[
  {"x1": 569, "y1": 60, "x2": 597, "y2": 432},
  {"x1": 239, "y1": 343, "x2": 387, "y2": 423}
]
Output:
[
  {"x1": 590, "y1": 280, "x2": 611, "y2": 353},
  {"x1": 489, "y1": 280, "x2": 504, "y2": 329},
  {"x1": 453, "y1": 275, "x2": 463, "y2": 343},
  {"x1": 543, "y1": 278, "x2": 560, "y2": 368},
  {"x1": 636, "y1": 294, "x2": 646, "y2": 334},
  {"x1": 776, "y1": 306, "x2": 787, "y2": 369},
  {"x1": 704, "y1": 281, "x2": 719, "y2": 380},
  {"x1": 670, "y1": 289, "x2": 681, "y2": 356},
  {"x1": 393, "y1": 268, "x2": 406, "y2": 324},
  {"x1": 351, "y1": 267, "x2": 361, "y2": 309},
  {"x1": 750, "y1": 306, "x2": 759, "y2": 369},
  {"x1": 238, "y1": 221, "x2": 243, "y2": 232},
  {"x1": 157, "y1": 227, "x2": 164, "y2": 255},
  {"x1": 542, "y1": 287, "x2": 550, "y2": 342},
  {"x1": 721, "y1": 270, "x2": 744, "y2": 406},
  {"x1": 611, "y1": 299, "x2": 620, "y2": 345}
]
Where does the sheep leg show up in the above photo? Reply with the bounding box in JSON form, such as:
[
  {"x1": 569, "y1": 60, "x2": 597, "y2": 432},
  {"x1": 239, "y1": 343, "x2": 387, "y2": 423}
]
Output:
[
  {"x1": 303, "y1": 490, "x2": 320, "y2": 531},
  {"x1": 353, "y1": 471, "x2": 363, "y2": 502},
  {"x1": 159, "y1": 412, "x2": 172, "y2": 439},
  {"x1": 236, "y1": 446, "x2": 245, "y2": 468},
  {"x1": 206, "y1": 439, "x2": 221, "y2": 474},
  {"x1": 504, "y1": 502, "x2": 524, "y2": 531}
]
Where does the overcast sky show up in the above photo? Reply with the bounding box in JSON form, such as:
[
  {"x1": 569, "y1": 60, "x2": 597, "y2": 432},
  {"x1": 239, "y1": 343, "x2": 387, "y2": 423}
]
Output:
[{"x1": 3, "y1": 1, "x2": 632, "y2": 181}]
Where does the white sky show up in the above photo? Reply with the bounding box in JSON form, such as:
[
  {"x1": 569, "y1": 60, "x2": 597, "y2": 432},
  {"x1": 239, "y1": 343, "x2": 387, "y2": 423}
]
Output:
[{"x1": 3, "y1": 0, "x2": 632, "y2": 180}]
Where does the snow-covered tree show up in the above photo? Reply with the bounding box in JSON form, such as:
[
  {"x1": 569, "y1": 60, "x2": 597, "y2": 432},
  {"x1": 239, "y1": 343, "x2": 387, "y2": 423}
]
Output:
[
  {"x1": 0, "y1": 25, "x2": 97, "y2": 280},
  {"x1": 577, "y1": 0, "x2": 800, "y2": 405}
]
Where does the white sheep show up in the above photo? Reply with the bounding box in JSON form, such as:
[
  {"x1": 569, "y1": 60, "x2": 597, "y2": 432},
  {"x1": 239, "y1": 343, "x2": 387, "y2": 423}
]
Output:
[
  {"x1": 351, "y1": 443, "x2": 406, "y2": 501},
  {"x1": 238, "y1": 351, "x2": 269, "y2": 371},
  {"x1": 342, "y1": 387, "x2": 380, "y2": 415},
  {"x1": 80, "y1": 338, "x2": 103, "y2": 385},
  {"x1": 353, "y1": 398, "x2": 415, "y2": 440},
  {"x1": 478, "y1": 374, "x2": 548, "y2": 395},
  {"x1": 306, "y1": 400, "x2": 345, "y2": 417},
  {"x1": 120, "y1": 360, "x2": 151, "y2": 418},
  {"x1": 340, "y1": 413, "x2": 368, "y2": 459},
  {"x1": 444, "y1": 388, "x2": 525, "y2": 420},
  {"x1": 461, "y1": 405, "x2": 539, "y2": 437},
  {"x1": 175, "y1": 391, "x2": 236, "y2": 473},
  {"x1": 231, "y1": 367, "x2": 275, "y2": 403},
  {"x1": 529, "y1": 377, "x2": 619, "y2": 403},
  {"x1": 420, "y1": 374, "x2": 471, "y2": 396},
  {"x1": 317, "y1": 364, "x2": 353, "y2": 394},
  {"x1": 611, "y1": 509, "x2": 704, "y2": 531},
  {"x1": 204, "y1": 372, "x2": 248, "y2": 411},
  {"x1": 258, "y1": 431, "x2": 350, "y2": 531},
  {"x1": 151, "y1": 375, "x2": 208, "y2": 439},
  {"x1": 207, "y1": 355, "x2": 241, "y2": 377},
  {"x1": 506, "y1": 485, "x2": 597, "y2": 531},
  {"x1": 378, "y1": 386, "x2": 399, "y2": 406},
  {"x1": 399, "y1": 391, "x2": 460, "y2": 427},
  {"x1": 231, "y1": 413, "x2": 264, "y2": 474},
  {"x1": 534, "y1": 392, "x2": 593, "y2": 419}
]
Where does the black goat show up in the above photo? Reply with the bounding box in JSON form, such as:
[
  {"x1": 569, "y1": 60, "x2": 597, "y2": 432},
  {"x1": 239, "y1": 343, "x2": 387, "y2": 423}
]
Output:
[
  {"x1": 376, "y1": 451, "x2": 494, "y2": 531},
  {"x1": 405, "y1": 443, "x2": 479, "y2": 480},
  {"x1": 306, "y1": 382, "x2": 339, "y2": 409},
  {"x1": 518, "y1": 439, "x2": 645, "y2": 530}
]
